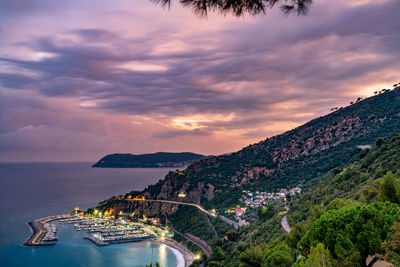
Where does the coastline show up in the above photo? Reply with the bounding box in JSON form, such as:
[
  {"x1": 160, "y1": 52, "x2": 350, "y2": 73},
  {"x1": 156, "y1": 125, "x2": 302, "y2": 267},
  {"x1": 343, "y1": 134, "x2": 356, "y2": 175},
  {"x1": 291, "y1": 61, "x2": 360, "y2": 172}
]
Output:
[{"x1": 150, "y1": 239, "x2": 195, "y2": 267}]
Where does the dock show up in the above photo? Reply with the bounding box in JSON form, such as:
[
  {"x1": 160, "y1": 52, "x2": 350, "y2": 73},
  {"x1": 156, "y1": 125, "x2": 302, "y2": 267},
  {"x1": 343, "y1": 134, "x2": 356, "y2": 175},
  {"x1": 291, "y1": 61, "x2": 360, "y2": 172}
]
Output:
[{"x1": 83, "y1": 236, "x2": 110, "y2": 246}]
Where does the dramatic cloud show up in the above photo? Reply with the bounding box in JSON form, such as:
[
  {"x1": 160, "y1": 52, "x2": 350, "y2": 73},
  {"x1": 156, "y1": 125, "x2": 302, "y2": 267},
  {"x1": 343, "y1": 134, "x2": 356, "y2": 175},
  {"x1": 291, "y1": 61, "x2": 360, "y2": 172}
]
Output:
[{"x1": 0, "y1": 0, "x2": 399, "y2": 161}]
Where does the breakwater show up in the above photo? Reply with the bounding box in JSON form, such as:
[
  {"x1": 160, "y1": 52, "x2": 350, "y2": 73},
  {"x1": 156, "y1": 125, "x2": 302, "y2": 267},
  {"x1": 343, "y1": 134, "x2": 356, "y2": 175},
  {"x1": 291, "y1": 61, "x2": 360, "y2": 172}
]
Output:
[{"x1": 24, "y1": 214, "x2": 74, "y2": 246}]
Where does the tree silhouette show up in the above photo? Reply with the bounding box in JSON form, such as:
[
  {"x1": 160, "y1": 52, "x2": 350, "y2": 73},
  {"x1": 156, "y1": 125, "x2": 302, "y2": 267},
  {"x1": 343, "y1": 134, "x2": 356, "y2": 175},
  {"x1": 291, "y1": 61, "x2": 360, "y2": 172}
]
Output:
[{"x1": 151, "y1": 0, "x2": 313, "y2": 17}]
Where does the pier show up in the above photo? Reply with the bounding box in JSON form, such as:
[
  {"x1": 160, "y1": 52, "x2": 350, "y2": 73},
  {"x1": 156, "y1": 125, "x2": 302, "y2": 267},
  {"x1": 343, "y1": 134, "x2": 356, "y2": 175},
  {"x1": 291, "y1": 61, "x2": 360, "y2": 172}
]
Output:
[{"x1": 83, "y1": 236, "x2": 110, "y2": 246}]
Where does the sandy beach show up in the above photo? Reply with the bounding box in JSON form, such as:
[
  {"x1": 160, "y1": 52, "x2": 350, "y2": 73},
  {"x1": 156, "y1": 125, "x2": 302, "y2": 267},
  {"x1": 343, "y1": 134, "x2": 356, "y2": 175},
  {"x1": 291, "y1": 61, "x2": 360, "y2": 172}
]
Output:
[{"x1": 151, "y1": 239, "x2": 195, "y2": 267}]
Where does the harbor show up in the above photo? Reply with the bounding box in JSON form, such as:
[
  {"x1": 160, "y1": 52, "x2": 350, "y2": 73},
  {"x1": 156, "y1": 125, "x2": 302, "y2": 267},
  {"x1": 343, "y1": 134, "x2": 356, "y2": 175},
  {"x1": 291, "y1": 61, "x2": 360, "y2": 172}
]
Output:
[{"x1": 24, "y1": 212, "x2": 161, "y2": 247}]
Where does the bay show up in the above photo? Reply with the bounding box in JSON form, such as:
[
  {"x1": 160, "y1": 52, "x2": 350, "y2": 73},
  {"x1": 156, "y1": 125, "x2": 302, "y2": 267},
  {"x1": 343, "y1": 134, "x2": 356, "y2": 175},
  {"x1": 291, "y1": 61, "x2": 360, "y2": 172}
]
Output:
[{"x1": 0, "y1": 162, "x2": 177, "y2": 267}]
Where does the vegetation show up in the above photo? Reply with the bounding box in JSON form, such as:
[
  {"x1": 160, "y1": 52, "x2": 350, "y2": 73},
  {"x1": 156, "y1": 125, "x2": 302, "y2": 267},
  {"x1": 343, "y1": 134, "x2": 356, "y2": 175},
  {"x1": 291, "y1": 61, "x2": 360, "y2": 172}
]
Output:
[
  {"x1": 298, "y1": 202, "x2": 399, "y2": 266},
  {"x1": 182, "y1": 87, "x2": 400, "y2": 209},
  {"x1": 294, "y1": 243, "x2": 333, "y2": 267},
  {"x1": 288, "y1": 131, "x2": 400, "y2": 224},
  {"x1": 239, "y1": 243, "x2": 268, "y2": 267},
  {"x1": 93, "y1": 87, "x2": 400, "y2": 267},
  {"x1": 258, "y1": 203, "x2": 275, "y2": 221},
  {"x1": 262, "y1": 243, "x2": 293, "y2": 267},
  {"x1": 152, "y1": 0, "x2": 313, "y2": 17},
  {"x1": 189, "y1": 132, "x2": 400, "y2": 266},
  {"x1": 382, "y1": 214, "x2": 400, "y2": 265}
]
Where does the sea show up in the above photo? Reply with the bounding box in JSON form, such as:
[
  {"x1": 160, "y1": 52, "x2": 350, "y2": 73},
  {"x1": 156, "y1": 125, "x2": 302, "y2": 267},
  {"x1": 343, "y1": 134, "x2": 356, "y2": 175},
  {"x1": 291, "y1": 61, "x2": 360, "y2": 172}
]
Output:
[{"x1": 0, "y1": 162, "x2": 179, "y2": 267}]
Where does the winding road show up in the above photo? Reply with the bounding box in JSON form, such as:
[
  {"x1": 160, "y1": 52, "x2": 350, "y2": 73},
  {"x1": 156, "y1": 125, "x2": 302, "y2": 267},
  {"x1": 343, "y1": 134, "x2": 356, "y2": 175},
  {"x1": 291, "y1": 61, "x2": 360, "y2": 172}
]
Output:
[
  {"x1": 126, "y1": 199, "x2": 216, "y2": 217},
  {"x1": 281, "y1": 215, "x2": 291, "y2": 233}
]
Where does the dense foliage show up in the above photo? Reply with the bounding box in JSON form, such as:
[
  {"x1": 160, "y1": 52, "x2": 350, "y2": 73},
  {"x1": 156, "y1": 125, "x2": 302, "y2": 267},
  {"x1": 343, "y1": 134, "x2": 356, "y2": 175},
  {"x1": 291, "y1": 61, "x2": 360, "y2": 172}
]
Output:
[{"x1": 298, "y1": 202, "x2": 399, "y2": 266}]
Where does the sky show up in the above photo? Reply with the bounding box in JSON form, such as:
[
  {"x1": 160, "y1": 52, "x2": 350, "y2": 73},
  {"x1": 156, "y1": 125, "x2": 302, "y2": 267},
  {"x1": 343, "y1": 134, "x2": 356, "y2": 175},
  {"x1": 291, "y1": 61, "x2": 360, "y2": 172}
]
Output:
[{"x1": 0, "y1": 0, "x2": 399, "y2": 162}]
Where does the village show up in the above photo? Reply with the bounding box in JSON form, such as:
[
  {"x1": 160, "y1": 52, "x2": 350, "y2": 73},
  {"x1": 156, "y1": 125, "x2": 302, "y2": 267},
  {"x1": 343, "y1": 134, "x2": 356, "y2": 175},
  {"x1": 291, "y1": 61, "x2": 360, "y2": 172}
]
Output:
[{"x1": 224, "y1": 187, "x2": 302, "y2": 222}]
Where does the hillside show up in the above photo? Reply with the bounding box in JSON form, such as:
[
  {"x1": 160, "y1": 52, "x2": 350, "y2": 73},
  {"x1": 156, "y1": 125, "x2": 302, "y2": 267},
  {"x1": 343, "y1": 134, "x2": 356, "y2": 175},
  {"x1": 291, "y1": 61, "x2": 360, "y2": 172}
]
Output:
[
  {"x1": 91, "y1": 86, "x2": 400, "y2": 266},
  {"x1": 288, "y1": 130, "x2": 400, "y2": 224},
  {"x1": 92, "y1": 152, "x2": 211, "y2": 168},
  {"x1": 107, "y1": 87, "x2": 400, "y2": 208},
  {"x1": 210, "y1": 123, "x2": 400, "y2": 266}
]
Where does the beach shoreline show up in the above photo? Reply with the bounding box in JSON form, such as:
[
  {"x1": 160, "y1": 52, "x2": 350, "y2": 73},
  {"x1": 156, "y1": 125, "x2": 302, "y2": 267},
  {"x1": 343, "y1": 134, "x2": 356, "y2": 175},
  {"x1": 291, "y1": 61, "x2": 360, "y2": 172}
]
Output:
[{"x1": 150, "y1": 239, "x2": 195, "y2": 267}]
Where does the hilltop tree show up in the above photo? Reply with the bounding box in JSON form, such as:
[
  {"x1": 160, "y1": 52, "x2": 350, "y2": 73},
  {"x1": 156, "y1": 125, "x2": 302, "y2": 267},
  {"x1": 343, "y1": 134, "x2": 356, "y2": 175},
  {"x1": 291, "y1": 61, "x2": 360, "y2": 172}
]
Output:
[
  {"x1": 151, "y1": 0, "x2": 313, "y2": 17},
  {"x1": 298, "y1": 202, "x2": 399, "y2": 267}
]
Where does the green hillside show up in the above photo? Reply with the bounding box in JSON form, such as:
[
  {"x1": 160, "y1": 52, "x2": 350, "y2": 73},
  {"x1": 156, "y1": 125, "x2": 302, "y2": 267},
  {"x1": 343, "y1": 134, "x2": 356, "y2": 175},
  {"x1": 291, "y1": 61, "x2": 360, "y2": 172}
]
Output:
[
  {"x1": 139, "y1": 87, "x2": 400, "y2": 208},
  {"x1": 216, "y1": 131, "x2": 400, "y2": 267},
  {"x1": 93, "y1": 86, "x2": 400, "y2": 267},
  {"x1": 289, "y1": 132, "x2": 400, "y2": 224}
]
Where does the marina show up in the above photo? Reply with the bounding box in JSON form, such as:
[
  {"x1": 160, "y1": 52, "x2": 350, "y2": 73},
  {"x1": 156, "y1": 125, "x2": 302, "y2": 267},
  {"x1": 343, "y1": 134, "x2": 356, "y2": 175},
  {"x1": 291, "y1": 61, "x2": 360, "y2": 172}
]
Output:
[{"x1": 24, "y1": 213, "x2": 159, "y2": 247}]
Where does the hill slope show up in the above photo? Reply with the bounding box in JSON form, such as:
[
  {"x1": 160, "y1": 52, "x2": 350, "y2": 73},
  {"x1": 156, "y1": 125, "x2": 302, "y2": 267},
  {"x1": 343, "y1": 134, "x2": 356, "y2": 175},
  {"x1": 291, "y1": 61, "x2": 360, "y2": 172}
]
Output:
[
  {"x1": 97, "y1": 87, "x2": 400, "y2": 211},
  {"x1": 289, "y1": 130, "x2": 400, "y2": 224},
  {"x1": 92, "y1": 152, "x2": 210, "y2": 168},
  {"x1": 135, "y1": 87, "x2": 400, "y2": 206},
  {"x1": 215, "y1": 125, "x2": 400, "y2": 266},
  {"x1": 92, "y1": 86, "x2": 400, "y2": 266}
]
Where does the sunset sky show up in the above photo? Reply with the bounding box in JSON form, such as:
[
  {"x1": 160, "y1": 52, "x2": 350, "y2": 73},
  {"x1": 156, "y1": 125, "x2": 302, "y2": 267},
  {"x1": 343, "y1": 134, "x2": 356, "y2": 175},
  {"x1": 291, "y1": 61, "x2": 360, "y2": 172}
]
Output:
[{"x1": 0, "y1": 0, "x2": 399, "y2": 162}]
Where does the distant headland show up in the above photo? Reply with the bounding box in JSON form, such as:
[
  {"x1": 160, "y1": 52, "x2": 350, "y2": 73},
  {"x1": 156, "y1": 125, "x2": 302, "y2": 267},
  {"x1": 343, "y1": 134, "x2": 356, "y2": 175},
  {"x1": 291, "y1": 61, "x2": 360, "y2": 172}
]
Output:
[{"x1": 92, "y1": 152, "x2": 212, "y2": 168}]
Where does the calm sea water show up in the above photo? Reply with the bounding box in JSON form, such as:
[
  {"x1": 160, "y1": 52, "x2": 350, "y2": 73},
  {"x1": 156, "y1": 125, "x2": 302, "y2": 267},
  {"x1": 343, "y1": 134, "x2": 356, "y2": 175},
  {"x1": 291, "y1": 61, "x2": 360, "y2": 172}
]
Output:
[{"x1": 0, "y1": 163, "x2": 177, "y2": 267}]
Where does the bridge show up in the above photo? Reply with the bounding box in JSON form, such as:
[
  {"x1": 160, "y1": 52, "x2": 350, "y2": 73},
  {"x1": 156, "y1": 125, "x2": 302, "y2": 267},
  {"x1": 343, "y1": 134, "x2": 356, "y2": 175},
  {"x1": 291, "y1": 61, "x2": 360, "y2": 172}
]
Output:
[{"x1": 125, "y1": 199, "x2": 216, "y2": 217}]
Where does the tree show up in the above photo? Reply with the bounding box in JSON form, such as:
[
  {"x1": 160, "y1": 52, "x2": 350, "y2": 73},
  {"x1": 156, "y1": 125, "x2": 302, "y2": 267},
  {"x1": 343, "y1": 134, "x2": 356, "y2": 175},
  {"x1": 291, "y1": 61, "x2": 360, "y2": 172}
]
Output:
[
  {"x1": 382, "y1": 211, "x2": 400, "y2": 265},
  {"x1": 378, "y1": 172, "x2": 400, "y2": 203},
  {"x1": 325, "y1": 198, "x2": 357, "y2": 212},
  {"x1": 213, "y1": 246, "x2": 225, "y2": 260},
  {"x1": 375, "y1": 137, "x2": 385, "y2": 147},
  {"x1": 360, "y1": 179, "x2": 380, "y2": 203},
  {"x1": 286, "y1": 222, "x2": 306, "y2": 249},
  {"x1": 151, "y1": 0, "x2": 313, "y2": 17},
  {"x1": 298, "y1": 202, "x2": 399, "y2": 267},
  {"x1": 226, "y1": 229, "x2": 239, "y2": 242},
  {"x1": 262, "y1": 243, "x2": 293, "y2": 267},
  {"x1": 258, "y1": 203, "x2": 275, "y2": 220},
  {"x1": 207, "y1": 261, "x2": 219, "y2": 267},
  {"x1": 294, "y1": 243, "x2": 333, "y2": 267},
  {"x1": 239, "y1": 243, "x2": 268, "y2": 267}
]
